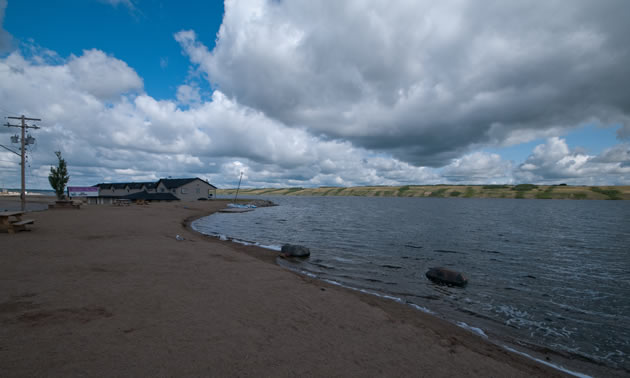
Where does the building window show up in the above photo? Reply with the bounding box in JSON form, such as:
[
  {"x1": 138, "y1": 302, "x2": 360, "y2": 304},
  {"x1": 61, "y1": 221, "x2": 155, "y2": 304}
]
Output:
[
  {"x1": 196, "y1": 188, "x2": 200, "y2": 194},
  {"x1": 160, "y1": 188, "x2": 164, "y2": 193},
  {"x1": 181, "y1": 188, "x2": 188, "y2": 194},
  {"x1": 172, "y1": 189, "x2": 176, "y2": 193}
]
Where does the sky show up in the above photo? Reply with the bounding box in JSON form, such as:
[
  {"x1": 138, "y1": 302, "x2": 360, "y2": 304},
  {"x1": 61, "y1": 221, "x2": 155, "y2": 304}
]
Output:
[{"x1": 1, "y1": 0, "x2": 629, "y2": 189}]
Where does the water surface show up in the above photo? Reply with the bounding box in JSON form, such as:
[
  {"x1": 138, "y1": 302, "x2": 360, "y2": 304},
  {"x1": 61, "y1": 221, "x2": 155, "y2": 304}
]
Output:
[{"x1": 193, "y1": 196, "x2": 630, "y2": 372}]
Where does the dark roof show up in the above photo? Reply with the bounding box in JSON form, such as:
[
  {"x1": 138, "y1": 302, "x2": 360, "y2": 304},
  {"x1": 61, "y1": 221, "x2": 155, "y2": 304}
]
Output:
[
  {"x1": 94, "y1": 178, "x2": 216, "y2": 191},
  {"x1": 122, "y1": 191, "x2": 180, "y2": 201},
  {"x1": 93, "y1": 182, "x2": 130, "y2": 189},
  {"x1": 128, "y1": 182, "x2": 155, "y2": 190},
  {"x1": 157, "y1": 178, "x2": 196, "y2": 189},
  {"x1": 157, "y1": 178, "x2": 217, "y2": 189},
  {"x1": 94, "y1": 181, "x2": 157, "y2": 190}
]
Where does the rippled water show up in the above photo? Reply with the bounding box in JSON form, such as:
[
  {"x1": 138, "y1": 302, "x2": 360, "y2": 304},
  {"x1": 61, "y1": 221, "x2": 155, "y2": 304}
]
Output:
[{"x1": 192, "y1": 196, "x2": 630, "y2": 372}]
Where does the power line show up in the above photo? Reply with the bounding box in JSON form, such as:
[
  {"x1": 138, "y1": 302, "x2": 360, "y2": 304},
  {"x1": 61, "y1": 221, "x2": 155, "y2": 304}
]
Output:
[{"x1": 0, "y1": 143, "x2": 20, "y2": 155}]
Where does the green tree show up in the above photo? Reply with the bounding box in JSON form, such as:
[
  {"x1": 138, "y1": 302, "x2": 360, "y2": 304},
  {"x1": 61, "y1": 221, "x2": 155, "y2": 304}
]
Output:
[{"x1": 48, "y1": 151, "x2": 70, "y2": 200}]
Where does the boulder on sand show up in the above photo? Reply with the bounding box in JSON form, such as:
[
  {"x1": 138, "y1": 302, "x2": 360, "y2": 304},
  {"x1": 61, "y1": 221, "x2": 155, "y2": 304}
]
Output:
[
  {"x1": 281, "y1": 244, "x2": 311, "y2": 258},
  {"x1": 426, "y1": 267, "x2": 468, "y2": 287}
]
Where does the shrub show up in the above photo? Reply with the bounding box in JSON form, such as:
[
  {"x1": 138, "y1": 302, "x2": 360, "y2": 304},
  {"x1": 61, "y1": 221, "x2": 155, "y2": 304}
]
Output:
[
  {"x1": 398, "y1": 185, "x2": 411, "y2": 196},
  {"x1": 535, "y1": 186, "x2": 554, "y2": 199},
  {"x1": 463, "y1": 187, "x2": 475, "y2": 198},
  {"x1": 513, "y1": 184, "x2": 538, "y2": 191},
  {"x1": 572, "y1": 192, "x2": 587, "y2": 200},
  {"x1": 429, "y1": 188, "x2": 448, "y2": 197},
  {"x1": 590, "y1": 187, "x2": 621, "y2": 200},
  {"x1": 450, "y1": 191, "x2": 461, "y2": 197},
  {"x1": 483, "y1": 185, "x2": 510, "y2": 189}
]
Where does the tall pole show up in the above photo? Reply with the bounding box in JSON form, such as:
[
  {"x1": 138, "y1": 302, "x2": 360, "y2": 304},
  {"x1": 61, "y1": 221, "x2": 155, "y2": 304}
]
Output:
[
  {"x1": 5, "y1": 115, "x2": 41, "y2": 211},
  {"x1": 234, "y1": 171, "x2": 243, "y2": 202},
  {"x1": 20, "y1": 116, "x2": 26, "y2": 209}
]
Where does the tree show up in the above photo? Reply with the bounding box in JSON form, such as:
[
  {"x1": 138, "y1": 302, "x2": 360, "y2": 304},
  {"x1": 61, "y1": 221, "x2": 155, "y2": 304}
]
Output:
[{"x1": 48, "y1": 151, "x2": 70, "y2": 200}]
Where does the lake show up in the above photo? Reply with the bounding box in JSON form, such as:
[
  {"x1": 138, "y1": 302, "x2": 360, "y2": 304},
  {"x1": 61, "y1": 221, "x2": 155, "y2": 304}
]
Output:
[{"x1": 192, "y1": 196, "x2": 630, "y2": 373}]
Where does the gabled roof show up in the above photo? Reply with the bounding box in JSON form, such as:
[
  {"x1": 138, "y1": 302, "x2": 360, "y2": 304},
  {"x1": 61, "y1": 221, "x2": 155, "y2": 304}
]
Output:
[
  {"x1": 128, "y1": 182, "x2": 156, "y2": 190},
  {"x1": 94, "y1": 178, "x2": 216, "y2": 192},
  {"x1": 94, "y1": 181, "x2": 158, "y2": 190},
  {"x1": 156, "y1": 178, "x2": 217, "y2": 189},
  {"x1": 93, "y1": 182, "x2": 130, "y2": 189},
  {"x1": 122, "y1": 191, "x2": 180, "y2": 201}
]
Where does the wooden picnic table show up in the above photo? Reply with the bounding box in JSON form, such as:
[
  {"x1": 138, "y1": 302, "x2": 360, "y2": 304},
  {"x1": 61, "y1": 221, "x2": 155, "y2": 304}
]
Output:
[
  {"x1": 113, "y1": 199, "x2": 131, "y2": 206},
  {"x1": 0, "y1": 211, "x2": 35, "y2": 234}
]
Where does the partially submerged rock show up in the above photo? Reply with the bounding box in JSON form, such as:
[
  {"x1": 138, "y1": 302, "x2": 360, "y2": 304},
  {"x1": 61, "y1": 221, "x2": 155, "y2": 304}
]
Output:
[
  {"x1": 281, "y1": 244, "x2": 310, "y2": 258},
  {"x1": 426, "y1": 267, "x2": 468, "y2": 287}
]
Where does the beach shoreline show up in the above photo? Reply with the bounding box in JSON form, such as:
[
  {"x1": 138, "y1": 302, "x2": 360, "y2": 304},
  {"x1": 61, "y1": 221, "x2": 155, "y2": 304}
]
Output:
[
  {"x1": 188, "y1": 206, "x2": 626, "y2": 378},
  {"x1": 0, "y1": 198, "x2": 609, "y2": 376}
]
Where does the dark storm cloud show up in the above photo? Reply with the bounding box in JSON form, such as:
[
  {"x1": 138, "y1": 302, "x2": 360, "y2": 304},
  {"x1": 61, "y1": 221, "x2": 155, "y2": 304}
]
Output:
[{"x1": 180, "y1": 0, "x2": 630, "y2": 167}]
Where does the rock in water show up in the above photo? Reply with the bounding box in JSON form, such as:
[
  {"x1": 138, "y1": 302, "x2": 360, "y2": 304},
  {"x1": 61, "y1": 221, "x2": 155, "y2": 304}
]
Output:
[
  {"x1": 426, "y1": 267, "x2": 468, "y2": 287},
  {"x1": 281, "y1": 244, "x2": 311, "y2": 258}
]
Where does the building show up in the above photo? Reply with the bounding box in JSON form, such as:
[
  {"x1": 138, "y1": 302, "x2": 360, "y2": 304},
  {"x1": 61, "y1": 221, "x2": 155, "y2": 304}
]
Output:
[
  {"x1": 94, "y1": 182, "x2": 158, "y2": 197},
  {"x1": 78, "y1": 177, "x2": 217, "y2": 204},
  {"x1": 155, "y1": 178, "x2": 217, "y2": 201}
]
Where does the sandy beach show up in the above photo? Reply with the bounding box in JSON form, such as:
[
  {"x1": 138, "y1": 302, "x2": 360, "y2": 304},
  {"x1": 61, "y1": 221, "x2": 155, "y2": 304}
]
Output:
[{"x1": 0, "y1": 197, "x2": 570, "y2": 377}]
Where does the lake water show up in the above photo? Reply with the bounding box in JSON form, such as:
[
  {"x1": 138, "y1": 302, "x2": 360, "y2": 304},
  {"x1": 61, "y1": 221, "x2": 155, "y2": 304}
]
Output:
[{"x1": 192, "y1": 196, "x2": 630, "y2": 373}]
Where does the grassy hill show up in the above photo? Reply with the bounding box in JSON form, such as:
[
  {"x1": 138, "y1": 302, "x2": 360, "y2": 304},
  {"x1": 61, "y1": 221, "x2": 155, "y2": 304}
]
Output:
[{"x1": 218, "y1": 185, "x2": 630, "y2": 200}]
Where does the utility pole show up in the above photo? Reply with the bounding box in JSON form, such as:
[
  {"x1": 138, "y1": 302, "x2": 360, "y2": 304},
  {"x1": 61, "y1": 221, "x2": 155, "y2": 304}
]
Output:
[{"x1": 4, "y1": 115, "x2": 41, "y2": 211}]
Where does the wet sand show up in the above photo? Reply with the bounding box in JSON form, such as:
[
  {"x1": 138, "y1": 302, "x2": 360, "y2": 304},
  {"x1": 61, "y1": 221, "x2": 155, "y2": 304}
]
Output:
[{"x1": 0, "y1": 198, "x2": 568, "y2": 376}]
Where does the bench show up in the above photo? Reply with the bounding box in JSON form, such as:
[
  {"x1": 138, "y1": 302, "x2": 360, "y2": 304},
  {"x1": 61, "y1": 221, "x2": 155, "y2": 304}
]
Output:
[
  {"x1": 10, "y1": 219, "x2": 34, "y2": 232},
  {"x1": 0, "y1": 211, "x2": 34, "y2": 233},
  {"x1": 12, "y1": 219, "x2": 34, "y2": 226}
]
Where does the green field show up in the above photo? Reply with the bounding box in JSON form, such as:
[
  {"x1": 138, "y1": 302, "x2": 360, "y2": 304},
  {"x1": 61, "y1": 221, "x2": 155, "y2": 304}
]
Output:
[{"x1": 218, "y1": 185, "x2": 630, "y2": 200}]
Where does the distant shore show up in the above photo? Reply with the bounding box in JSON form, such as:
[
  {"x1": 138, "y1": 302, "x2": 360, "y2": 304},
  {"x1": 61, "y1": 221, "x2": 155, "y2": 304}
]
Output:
[
  {"x1": 0, "y1": 197, "x2": 579, "y2": 377},
  {"x1": 219, "y1": 184, "x2": 630, "y2": 200}
]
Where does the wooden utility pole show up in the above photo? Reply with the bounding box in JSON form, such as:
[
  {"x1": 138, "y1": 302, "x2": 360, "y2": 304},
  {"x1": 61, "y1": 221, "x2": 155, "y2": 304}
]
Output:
[{"x1": 5, "y1": 115, "x2": 41, "y2": 210}]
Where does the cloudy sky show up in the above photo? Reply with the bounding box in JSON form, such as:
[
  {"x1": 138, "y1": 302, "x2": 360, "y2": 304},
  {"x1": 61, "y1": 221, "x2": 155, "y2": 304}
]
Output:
[{"x1": 1, "y1": 0, "x2": 629, "y2": 189}]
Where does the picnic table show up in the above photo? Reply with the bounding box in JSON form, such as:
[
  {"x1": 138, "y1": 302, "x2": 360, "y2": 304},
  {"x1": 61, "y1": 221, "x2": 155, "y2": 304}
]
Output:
[
  {"x1": 113, "y1": 199, "x2": 131, "y2": 206},
  {"x1": 0, "y1": 211, "x2": 35, "y2": 234}
]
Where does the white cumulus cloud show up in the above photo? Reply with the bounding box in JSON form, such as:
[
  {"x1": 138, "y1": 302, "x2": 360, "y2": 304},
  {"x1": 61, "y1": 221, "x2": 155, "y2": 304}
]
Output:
[
  {"x1": 177, "y1": 0, "x2": 630, "y2": 167},
  {"x1": 1, "y1": 48, "x2": 447, "y2": 189},
  {"x1": 442, "y1": 152, "x2": 513, "y2": 184},
  {"x1": 67, "y1": 49, "x2": 143, "y2": 100},
  {"x1": 515, "y1": 138, "x2": 630, "y2": 184}
]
